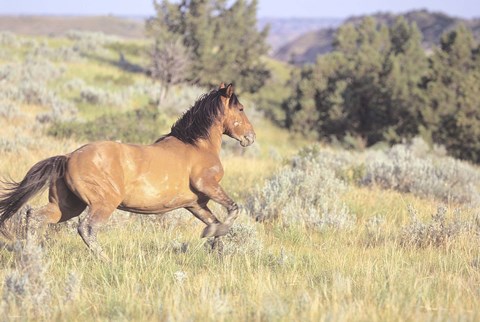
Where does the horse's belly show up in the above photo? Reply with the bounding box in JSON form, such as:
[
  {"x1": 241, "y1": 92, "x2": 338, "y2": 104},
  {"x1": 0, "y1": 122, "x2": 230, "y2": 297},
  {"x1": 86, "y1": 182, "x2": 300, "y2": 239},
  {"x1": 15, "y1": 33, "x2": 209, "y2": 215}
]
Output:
[{"x1": 119, "y1": 191, "x2": 197, "y2": 214}]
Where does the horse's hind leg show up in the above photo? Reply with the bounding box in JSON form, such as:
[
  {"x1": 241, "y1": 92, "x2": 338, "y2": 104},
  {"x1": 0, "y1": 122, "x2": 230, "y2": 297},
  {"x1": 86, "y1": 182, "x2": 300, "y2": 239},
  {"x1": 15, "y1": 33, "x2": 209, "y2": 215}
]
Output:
[
  {"x1": 77, "y1": 204, "x2": 117, "y2": 261},
  {"x1": 27, "y1": 178, "x2": 86, "y2": 242}
]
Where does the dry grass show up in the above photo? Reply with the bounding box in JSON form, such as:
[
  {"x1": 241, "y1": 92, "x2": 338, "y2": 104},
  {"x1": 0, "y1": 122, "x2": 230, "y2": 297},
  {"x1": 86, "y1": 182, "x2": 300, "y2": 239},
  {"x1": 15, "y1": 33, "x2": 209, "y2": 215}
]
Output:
[
  {"x1": 1, "y1": 32, "x2": 480, "y2": 321},
  {"x1": 1, "y1": 204, "x2": 479, "y2": 321}
]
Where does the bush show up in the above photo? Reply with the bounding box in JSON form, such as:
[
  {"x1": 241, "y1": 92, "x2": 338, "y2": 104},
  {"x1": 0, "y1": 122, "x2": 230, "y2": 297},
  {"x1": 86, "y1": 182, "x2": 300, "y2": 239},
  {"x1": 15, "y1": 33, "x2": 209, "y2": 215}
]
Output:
[
  {"x1": 205, "y1": 223, "x2": 263, "y2": 256},
  {"x1": 400, "y1": 205, "x2": 473, "y2": 248},
  {"x1": 0, "y1": 102, "x2": 21, "y2": 120},
  {"x1": 66, "y1": 30, "x2": 121, "y2": 54},
  {"x1": 246, "y1": 148, "x2": 355, "y2": 230},
  {"x1": 0, "y1": 31, "x2": 18, "y2": 46},
  {"x1": 362, "y1": 139, "x2": 480, "y2": 205},
  {"x1": 2, "y1": 240, "x2": 51, "y2": 318},
  {"x1": 48, "y1": 105, "x2": 168, "y2": 144},
  {"x1": 78, "y1": 86, "x2": 127, "y2": 107},
  {"x1": 0, "y1": 59, "x2": 78, "y2": 123}
]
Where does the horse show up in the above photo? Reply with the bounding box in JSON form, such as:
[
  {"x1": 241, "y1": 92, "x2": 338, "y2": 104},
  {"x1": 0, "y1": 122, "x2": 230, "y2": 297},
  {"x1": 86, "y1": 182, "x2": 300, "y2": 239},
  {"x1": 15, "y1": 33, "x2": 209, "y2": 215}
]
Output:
[{"x1": 0, "y1": 83, "x2": 255, "y2": 259}]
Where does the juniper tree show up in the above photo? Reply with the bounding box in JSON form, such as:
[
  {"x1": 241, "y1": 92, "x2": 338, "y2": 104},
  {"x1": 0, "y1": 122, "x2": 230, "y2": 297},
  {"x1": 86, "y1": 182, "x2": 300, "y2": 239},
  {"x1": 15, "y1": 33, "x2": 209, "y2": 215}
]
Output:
[
  {"x1": 284, "y1": 17, "x2": 428, "y2": 147},
  {"x1": 147, "y1": 0, "x2": 270, "y2": 93},
  {"x1": 423, "y1": 25, "x2": 480, "y2": 162}
]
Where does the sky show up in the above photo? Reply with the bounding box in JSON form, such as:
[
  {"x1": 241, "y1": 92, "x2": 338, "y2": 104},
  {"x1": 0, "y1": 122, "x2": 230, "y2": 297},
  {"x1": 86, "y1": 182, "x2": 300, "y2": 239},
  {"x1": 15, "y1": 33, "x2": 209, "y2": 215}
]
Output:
[{"x1": 0, "y1": 0, "x2": 479, "y2": 19}]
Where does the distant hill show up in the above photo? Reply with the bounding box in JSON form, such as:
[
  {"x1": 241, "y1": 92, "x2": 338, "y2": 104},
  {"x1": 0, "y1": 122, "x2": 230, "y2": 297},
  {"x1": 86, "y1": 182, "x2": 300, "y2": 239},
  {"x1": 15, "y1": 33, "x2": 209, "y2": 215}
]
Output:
[
  {"x1": 0, "y1": 15, "x2": 342, "y2": 51},
  {"x1": 258, "y1": 17, "x2": 343, "y2": 52},
  {"x1": 275, "y1": 10, "x2": 480, "y2": 64},
  {"x1": 0, "y1": 15, "x2": 145, "y2": 38}
]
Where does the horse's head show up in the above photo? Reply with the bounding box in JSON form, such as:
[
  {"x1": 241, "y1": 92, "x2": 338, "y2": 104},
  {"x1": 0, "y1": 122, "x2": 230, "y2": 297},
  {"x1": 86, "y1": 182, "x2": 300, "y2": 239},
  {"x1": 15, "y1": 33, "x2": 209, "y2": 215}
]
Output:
[{"x1": 219, "y1": 83, "x2": 256, "y2": 147}]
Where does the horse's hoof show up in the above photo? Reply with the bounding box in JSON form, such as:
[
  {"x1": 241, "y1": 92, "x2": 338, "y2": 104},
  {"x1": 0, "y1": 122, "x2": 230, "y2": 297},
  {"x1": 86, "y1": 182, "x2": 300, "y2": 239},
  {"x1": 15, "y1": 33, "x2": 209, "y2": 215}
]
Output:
[
  {"x1": 213, "y1": 224, "x2": 230, "y2": 237},
  {"x1": 201, "y1": 224, "x2": 217, "y2": 238},
  {"x1": 201, "y1": 223, "x2": 231, "y2": 238}
]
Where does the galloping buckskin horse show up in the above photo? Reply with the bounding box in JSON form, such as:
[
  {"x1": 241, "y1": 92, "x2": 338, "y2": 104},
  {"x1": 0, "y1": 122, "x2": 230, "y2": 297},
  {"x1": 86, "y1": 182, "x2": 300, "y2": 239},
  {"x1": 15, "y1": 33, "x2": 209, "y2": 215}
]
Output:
[{"x1": 0, "y1": 83, "x2": 255, "y2": 258}]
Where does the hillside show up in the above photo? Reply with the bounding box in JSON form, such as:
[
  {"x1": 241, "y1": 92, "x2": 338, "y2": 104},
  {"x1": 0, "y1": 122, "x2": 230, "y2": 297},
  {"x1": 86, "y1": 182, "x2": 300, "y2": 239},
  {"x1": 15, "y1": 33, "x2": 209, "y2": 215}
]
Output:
[
  {"x1": 258, "y1": 17, "x2": 343, "y2": 51},
  {"x1": 1, "y1": 30, "x2": 480, "y2": 321},
  {"x1": 0, "y1": 15, "x2": 145, "y2": 38},
  {"x1": 0, "y1": 15, "x2": 343, "y2": 52},
  {"x1": 275, "y1": 9, "x2": 480, "y2": 64}
]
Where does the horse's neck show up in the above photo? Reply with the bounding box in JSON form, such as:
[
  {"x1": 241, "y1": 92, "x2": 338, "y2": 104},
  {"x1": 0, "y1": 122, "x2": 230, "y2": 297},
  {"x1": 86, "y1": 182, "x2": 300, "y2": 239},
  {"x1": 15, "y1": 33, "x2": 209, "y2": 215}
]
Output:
[{"x1": 198, "y1": 124, "x2": 224, "y2": 155}]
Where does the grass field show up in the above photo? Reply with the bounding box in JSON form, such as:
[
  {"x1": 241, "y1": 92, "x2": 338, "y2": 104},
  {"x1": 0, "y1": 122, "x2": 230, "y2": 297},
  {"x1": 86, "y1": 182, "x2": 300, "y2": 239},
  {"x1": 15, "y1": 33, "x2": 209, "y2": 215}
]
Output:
[{"x1": 1, "y1": 31, "x2": 480, "y2": 321}]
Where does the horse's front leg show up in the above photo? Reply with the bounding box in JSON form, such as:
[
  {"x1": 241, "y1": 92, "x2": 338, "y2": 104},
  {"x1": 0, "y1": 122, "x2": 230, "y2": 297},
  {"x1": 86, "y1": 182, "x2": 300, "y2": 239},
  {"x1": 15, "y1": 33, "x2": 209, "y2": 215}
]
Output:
[
  {"x1": 185, "y1": 203, "x2": 224, "y2": 252},
  {"x1": 190, "y1": 178, "x2": 239, "y2": 238}
]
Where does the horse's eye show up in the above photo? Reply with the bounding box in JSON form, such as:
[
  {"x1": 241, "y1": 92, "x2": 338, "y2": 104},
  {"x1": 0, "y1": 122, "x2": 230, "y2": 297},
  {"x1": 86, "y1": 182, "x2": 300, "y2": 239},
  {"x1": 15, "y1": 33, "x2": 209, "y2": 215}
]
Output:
[{"x1": 239, "y1": 107, "x2": 244, "y2": 112}]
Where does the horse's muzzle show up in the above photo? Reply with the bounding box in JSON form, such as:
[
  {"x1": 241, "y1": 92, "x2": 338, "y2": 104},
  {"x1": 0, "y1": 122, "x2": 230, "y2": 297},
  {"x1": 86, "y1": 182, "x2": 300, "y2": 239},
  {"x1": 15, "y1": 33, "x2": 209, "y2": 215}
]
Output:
[{"x1": 240, "y1": 132, "x2": 256, "y2": 147}]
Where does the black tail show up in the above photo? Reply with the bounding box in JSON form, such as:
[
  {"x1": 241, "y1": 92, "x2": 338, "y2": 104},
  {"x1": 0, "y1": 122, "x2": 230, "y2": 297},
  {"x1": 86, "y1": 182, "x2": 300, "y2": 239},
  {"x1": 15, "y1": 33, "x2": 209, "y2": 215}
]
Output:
[{"x1": 0, "y1": 155, "x2": 67, "y2": 238}]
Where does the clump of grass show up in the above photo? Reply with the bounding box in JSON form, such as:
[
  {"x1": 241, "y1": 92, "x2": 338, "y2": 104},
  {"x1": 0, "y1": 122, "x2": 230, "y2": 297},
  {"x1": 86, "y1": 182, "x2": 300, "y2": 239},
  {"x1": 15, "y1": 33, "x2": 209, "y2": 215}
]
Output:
[
  {"x1": 166, "y1": 238, "x2": 189, "y2": 254},
  {"x1": 0, "y1": 101, "x2": 21, "y2": 120},
  {"x1": 2, "y1": 240, "x2": 51, "y2": 318},
  {"x1": 205, "y1": 223, "x2": 263, "y2": 256},
  {"x1": 400, "y1": 205, "x2": 470, "y2": 248},
  {"x1": 63, "y1": 272, "x2": 81, "y2": 303},
  {"x1": 362, "y1": 215, "x2": 386, "y2": 247},
  {"x1": 173, "y1": 271, "x2": 187, "y2": 284}
]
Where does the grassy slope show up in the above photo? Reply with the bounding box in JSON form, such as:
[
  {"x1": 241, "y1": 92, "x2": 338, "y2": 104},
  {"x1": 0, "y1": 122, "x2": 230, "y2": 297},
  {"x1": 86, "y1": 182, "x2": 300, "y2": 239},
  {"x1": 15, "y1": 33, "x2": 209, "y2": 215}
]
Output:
[
  {"x1": 0, "y1": 33, "x2": 479, "y2": 321},
  {"x1": 0, "y1": 15, "x2": 145, "y2": 38}
]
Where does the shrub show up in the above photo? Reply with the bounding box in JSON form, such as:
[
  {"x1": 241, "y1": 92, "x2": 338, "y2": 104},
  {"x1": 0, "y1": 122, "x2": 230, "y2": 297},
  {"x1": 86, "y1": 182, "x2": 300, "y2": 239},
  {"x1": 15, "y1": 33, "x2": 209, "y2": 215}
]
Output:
[
  {"x1": 362, "y1": 139, "x2": 480, "y2": 205},
  {"x1": 158, "y1": 86, "x2": 205, "y2": 116},
  {"x1": 246, "y1": 149, "x2": 355, "y2": 231},
  {"x1": 66, "y1": 30, "x2": 121, "y2": 54},
  {"x1": 0, "y1": 136, "x2": 36, "y2": 154},
  {"x1": 78, "y1": 86, "x2": 127, "y2": 107},
  {"x1": 2, "y1": 240, "x2": 51, "y2": 318},
  {"x1": 36, "y1": 97, "x2": 78, "y2": 124},
  {"x1": 48, "y1": 105, "x2": 168, "y2": 144},
  {"x1": 30, "y1": 43, "x2": 82, "y2": 62},
  {"x1": 0, "y1": 59, "x2": 78, "y2": 123},
  {"x1": 204, "y1": 223, "x2": 263, "y2": 256},
  {"x1": 62, "y1": 78, "x2": 86, "y2": 92},
  {"x1": 400, "y1": 205, "x2": 471, "y2": 248},
  {"x1": 0, "y1": 102, "x2": 21, "y2": 120},
  {"x1": 0, "y1": 31, "x2": 17, "y2": 45}
]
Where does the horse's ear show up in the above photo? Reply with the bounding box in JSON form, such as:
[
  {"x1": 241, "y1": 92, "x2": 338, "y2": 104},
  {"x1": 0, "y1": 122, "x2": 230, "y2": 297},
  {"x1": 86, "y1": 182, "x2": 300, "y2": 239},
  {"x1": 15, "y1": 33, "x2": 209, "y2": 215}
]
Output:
[
  {"x1": 226, "y1": 83, "x2": 234, "y2": 98},
  {"x1": 219, "y1": 83, "x2": 226, "y2": 89}
]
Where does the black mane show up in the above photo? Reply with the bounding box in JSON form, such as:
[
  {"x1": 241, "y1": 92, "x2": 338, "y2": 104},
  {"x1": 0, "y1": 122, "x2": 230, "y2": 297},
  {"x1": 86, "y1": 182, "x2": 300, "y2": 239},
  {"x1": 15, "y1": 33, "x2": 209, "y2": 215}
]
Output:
[{"x1": 156, "y1": 88, "x2": 232, "y2": 145}]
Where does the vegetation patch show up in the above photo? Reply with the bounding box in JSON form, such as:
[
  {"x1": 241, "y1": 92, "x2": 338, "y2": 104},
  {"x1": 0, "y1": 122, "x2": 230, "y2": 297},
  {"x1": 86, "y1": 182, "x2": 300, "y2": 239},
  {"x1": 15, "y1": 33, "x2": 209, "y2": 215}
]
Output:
[{"x1": 47, "y1": 105, "x2": 169, "y2": 144}]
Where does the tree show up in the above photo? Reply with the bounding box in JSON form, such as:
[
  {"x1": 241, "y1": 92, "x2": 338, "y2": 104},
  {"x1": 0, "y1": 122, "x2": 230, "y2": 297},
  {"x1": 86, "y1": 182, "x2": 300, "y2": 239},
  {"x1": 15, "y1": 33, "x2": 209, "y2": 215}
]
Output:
[
  {"x1": 423, "y1": 25, "x2": 480, "y2": 162},
  {"x1": 382, "y1": 17, "x2": 428, "y2": 142},
  {"x1": 147, "y1": 0, "x2": 270, "y2": 93},
  {"x1": 149, "y1": 38, "x2": 190, "y2": 101},
  {"x1": 284, "y1": 17, "x2": 428, "y2": 147}
]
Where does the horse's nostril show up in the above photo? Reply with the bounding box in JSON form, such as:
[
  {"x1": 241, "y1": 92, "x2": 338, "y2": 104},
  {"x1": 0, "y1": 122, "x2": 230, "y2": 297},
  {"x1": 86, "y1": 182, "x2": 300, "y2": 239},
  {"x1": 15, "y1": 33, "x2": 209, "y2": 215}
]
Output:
[{"x1": 245, "y1": 133, "x2": 255, "y2": 144}]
